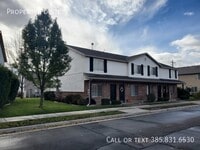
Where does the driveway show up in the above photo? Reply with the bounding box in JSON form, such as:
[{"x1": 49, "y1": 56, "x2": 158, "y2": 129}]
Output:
[{"x1": 0, "y1": 106, "x2": 200, "y2": 150}]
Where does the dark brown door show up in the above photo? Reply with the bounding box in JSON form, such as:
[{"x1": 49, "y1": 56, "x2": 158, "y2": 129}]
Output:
[
  {"x1": 119, "y1": 83, "x2": 125, "y2": 102},
  {"x1": 110, "y1": 84, "x2": 116, "y2": 100}
]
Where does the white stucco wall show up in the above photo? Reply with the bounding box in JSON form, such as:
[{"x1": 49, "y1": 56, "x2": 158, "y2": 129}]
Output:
[
  {"x1": 128, "y1": 55, "x2": 159, "y2": 79},
  {"x1": 0, "y1": 46, "x2": 4, "y2": 65},
  {"x1": 159, "y1": 68, "x2": 177, "y2": 79},
  {"x1": 86, "y1": 58, "x2": 128, "y2": 76},
  {"x1": 59, "y1": 50, "x2": 178, "y2": 92},
  {"x1": 59, "y1": 50, "x2": 86, "y2": 92}
]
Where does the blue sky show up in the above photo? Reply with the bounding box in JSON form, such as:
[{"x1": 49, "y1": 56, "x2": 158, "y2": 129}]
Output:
[
  {"x1": 0, "y1": 0, "x2": 200, "y2": 67},
  {"x1": 113, "y1": 0, "x2": 200, "y2": 54}
]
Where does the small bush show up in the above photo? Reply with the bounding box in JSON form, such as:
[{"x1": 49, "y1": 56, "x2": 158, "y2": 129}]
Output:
[
  {"x1": 111, "y1": 100, "x2": 121, "y2": 105},
  {"x1": 63, "y1": 95, "x2": 73, "y2": 104},
  {"x1": 85, "y1": 98, "x2": 96, "y2": 105},
  {"x1": 44, "y1": 91, "x2": 56, "y2": 101},
  {"x1": 192, "y1": 92, "x2": 200, "y2": 100},
  {"x1": 64, "y1": 94, "x2": 83, "y2": 105},
  {"x1": 157, "y1": 97, "x2": 164, "y2": 101},
  {"x1": 0, "y1": 65, "x2": 19, "y2": 108},
  {"x1": 8, "y1": 74, "x2": 20, "y2": 103},
  {"x1": 177, "y1": 87, "x2": 190, "y2": 100},
  {"x1": 77, "y1": 99, "x2": 88, "y2": 105},
  {"x1": 147, "y1": 93, "x2": 156, "y2": 102},
  {"x1": 101, "y1": 98, "x2": 111, "y2": 105}
]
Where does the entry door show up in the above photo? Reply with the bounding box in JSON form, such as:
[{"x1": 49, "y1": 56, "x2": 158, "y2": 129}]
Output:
[
  {"x1": 158, "y1": 85, "x2": 161, "y2": 98},
  {"x1": 110, "y1": 84, "x2": 116, "y2": 100},
  {"x1": 119, "y1": 83, "x2": 125, "y2": 102}
]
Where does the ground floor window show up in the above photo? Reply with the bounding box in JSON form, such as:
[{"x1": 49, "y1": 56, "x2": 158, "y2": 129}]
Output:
[
  {"x1": 131, "y1": 84, "x2": 138, "y2": 96},
  {"x1": 91, "y1": 84, "x2": 102, "y2": 97},
  {"x1": 191, "y1": 87, "x2": 198, "y2": 93}
]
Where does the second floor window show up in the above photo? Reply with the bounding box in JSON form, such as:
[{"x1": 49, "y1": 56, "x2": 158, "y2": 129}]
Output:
[
  {"x1": 151, "y1": 67, "x2": 156, "y2": 75},
  {"x1": 137, "y1": 65, "x2": 141, "y2": 74},
  {"x1": 94, "y1": 58, "x2": 104, "y2": 71}
]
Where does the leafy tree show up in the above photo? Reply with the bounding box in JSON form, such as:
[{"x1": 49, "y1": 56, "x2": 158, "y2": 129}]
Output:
[{"x1": 19, "y1": 10, "x2": 71, "y2": 108}]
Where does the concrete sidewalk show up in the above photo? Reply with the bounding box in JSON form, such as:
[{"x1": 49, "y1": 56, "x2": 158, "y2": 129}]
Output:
[{"x1": 0, "y1": 106, "x2": 148, "y2": 123}]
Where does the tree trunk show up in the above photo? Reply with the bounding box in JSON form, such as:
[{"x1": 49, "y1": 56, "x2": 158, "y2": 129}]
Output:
[
  {"x1": 20, "y1": 76, "x2": 24, "y2": 99},
  {"x1": 39, "y1": 88, "x2": 44, "y2": 108}
]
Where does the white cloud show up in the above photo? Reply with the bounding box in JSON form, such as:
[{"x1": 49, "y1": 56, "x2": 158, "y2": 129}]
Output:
[
  {"x1": 171, "y1": 34, "x2": 200, "y2": 51},
  {"x1": 135, "y1": 34, "x2": 200, "y2": 67},
  {"x1": 70, "y1": 0, "x2": 146, "y2": 26},
  {"x1": 139, "y1": 0, "x2": 168, "y2": 21},
  {"x1": 0, "y1": 0, "x2": 168, "y2": 63},
  {"x1": 184, "y1": 11, "x2": 194, "y2": 16}
]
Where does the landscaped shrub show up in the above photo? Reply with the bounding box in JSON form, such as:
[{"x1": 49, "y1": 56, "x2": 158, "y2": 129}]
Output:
[
  {"x1": 85, "y1": 98, "x2": 96, "y2": 105},
  {"x1": 192, "y1": 92, "x2": 200, "y2": 100},
  {"x1": 111, "y1": 100, "x2": 121, "y2": 105},
  {"x1": 101, "y1": 98, "x2": 111, "y2": 105},
  {"x1": 177, "y1": 87, "x2": 190, "y2": 100},
  {"x1": 77, "y1": 99, "x2": 88, "y2": 105},
  {"x1": 8, "y1": 74, "x2": 20, "y2": 103},
  {"x1": 64, "y1": 94, "x2": 83, "y2": 105},
  {"x1": 44, "y1": 91, "x2": 56, "y2": 101},
  {"x1": 147, "y1": 93, "x2": 156, "y2": 102},
  {"x1": 0, "y1": 65, "x2": 19, "y2": 108},
  {"x1": 157, "y1": 97, "x2": 164, "y2": 101}
]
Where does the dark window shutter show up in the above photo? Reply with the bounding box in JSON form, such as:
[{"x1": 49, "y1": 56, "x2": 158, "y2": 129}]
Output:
[
  {"x1": 169, "y1": 69, "x2": 171, "y2": 78},
  {"x1": 131, "y1": 63, "x2": 134, "y2": 75},
  {"x1": 155, "y1": 67, "x2": 158, "y2": 77},
  {"x1": 104, "y1": 59, "x2": 107, "y2": 73},
  {"x1": 141, "y1": 64, "x2": 144, "y2": 76},
  {"x1": 89, "y1": 57, "x2": 93, "y2": 72},
  {"x1": 147, "y1": 65, "x2": 150, "y2": 76},
  {"x1": 175, "y1": 70, "x2": 177, "y2": 78}
]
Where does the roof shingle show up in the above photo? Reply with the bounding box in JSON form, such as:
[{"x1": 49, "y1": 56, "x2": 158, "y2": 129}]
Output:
[{"x1": 177, "y1": 65, "x2": 200, "y2": 75}]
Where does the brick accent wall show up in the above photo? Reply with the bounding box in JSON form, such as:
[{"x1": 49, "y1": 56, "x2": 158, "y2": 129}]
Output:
[
  {"x1": 60, "y1": 80, "x2": 178, "y2": 104},
  {"x1": 125, "y1": 83, "x2": 147, "y2": 104}
]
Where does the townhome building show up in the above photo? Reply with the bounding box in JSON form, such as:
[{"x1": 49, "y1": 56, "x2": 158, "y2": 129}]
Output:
[
  {"x1": 59, "y1": 45, "x2": 181, "y2": 104},
  {"x1": 177, "y1": 65, "x2": 200, "y2": 94}
]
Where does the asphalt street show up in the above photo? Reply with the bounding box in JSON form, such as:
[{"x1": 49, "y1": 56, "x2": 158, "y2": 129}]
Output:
[{"x1": 1, "y1": 106, "x2": 200, "y2": 150}]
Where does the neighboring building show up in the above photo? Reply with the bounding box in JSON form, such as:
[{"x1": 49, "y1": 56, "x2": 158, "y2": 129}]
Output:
[
  {"x1": 177, "y1": 65, "x2": 200, "y2": 94},
  {"x1": 24, "y1": 79, "x2": 40, "y2": 98},
  {"x1": 59, "y1": 45, "x2": 181, "y2": 104},
  {"x1": 0, "y1": 31, "x2": 7, "y2": 65}
]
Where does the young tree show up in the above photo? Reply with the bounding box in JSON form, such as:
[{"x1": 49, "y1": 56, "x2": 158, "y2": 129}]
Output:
[{"x1": 19, "y1": 10, "x2": 71, "y2": 108}]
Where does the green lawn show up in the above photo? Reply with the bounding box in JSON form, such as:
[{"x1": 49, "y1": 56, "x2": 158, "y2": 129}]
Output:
[{"x1": 0, "y1": 98, "x2": 122, "y2": 118}]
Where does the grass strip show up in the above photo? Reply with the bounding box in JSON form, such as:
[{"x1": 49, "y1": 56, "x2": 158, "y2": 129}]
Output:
[
  {"x1": 142, "y1": 103, "x2": 197, "y2": 110},
  {"x1": 0, "y1": 98, "x2": 125, "y2": 118},
  {"x1": 0, "y1": 111, "x2": 123, "y2": 129}
]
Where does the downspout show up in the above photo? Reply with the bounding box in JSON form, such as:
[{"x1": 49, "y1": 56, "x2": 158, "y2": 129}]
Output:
[{"x1": 87, "y1": 79, "x2": 91, "y2": 106}]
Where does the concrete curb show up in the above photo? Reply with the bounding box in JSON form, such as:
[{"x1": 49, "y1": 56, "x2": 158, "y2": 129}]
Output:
[{"x1": 0, "y1": 103, "x2": 199, "y2": 136}]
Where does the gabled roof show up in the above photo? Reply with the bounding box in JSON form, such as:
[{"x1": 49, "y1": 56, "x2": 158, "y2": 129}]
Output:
[
  {"x1": 177, "y1": 65, "x2": 200, "y2": 75},
  {"x1": 67, "y1": 45, "x2": 173, "y2": 69},
  {"x1": 68, "y1": 45, "x2": 128, "y2": 62},
  {"x1": 0, "y1": 31, "x2": 7, "y2": 62},
  {"x1": 128, "y1": 53, "x2": 162, "y2": 67}
]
